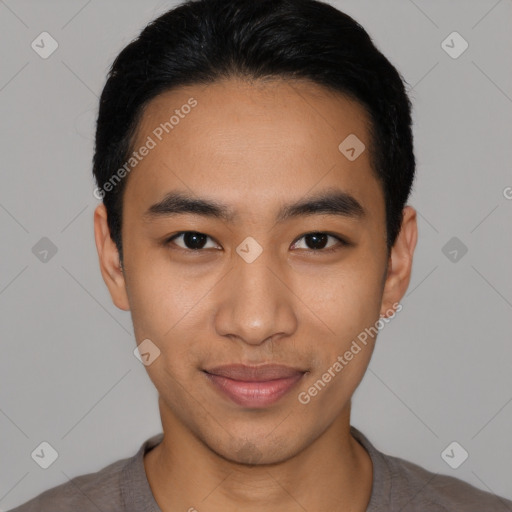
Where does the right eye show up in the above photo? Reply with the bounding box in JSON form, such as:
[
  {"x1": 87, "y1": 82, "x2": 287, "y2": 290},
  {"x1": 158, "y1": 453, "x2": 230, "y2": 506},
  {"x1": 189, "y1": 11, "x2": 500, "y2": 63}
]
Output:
[{"x1": 164, "y1": 231, "x2": 221, "y2": 251}]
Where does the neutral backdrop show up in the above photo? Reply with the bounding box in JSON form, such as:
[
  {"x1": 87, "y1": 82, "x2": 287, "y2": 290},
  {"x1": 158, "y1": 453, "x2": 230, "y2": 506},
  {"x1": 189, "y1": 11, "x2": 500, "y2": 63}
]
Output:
[{"x1": 1, "y1": 0, "x2": 511, "y2": 509}]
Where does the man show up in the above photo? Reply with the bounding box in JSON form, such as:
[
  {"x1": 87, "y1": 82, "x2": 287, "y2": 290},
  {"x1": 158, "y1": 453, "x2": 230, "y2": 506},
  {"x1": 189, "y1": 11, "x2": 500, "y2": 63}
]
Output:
[{"x1": 10, "y1": 0, "x2": 512, "y2": 510}]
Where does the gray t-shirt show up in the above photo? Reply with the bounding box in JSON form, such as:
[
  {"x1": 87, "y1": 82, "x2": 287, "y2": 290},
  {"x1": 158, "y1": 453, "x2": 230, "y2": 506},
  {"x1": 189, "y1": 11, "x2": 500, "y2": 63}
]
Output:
[{"x1": 8, "y1": 426, "x2": 512, "y2": 511}]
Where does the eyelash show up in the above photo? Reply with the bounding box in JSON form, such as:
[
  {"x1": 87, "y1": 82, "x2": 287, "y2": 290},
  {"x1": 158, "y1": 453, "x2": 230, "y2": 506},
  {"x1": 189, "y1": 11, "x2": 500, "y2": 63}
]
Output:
[{"x1": 163, "y1": 231, "x2": 350, "y2": 254}]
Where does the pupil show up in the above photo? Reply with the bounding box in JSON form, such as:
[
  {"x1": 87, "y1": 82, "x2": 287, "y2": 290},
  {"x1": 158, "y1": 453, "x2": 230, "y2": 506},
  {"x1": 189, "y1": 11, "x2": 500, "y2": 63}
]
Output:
[
  {"x1": 306, "y1": 233, "x2": 327, "y2": 250},
  {"x1": 184, "y1": 232, "x2": 207, "y2": 249}
]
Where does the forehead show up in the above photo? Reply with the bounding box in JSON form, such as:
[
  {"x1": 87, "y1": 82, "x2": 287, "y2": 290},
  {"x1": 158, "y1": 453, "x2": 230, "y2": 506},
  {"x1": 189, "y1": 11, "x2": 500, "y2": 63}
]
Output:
[{"x1": 124, "y1": 78, "x2": 382, "y2": 220}]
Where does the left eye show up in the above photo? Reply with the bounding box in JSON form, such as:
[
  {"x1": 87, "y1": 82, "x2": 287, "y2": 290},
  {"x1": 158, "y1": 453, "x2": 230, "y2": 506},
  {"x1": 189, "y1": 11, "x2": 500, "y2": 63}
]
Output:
[{"x1": 291, "y1": 232, "x2": 346, "y2": 252}]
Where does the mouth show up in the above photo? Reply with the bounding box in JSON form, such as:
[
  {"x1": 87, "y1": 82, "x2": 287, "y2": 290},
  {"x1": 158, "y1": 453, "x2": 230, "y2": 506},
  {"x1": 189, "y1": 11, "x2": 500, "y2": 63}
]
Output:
[{"x1": 202, "y1": 364, "x2": 307, "y2": 408}]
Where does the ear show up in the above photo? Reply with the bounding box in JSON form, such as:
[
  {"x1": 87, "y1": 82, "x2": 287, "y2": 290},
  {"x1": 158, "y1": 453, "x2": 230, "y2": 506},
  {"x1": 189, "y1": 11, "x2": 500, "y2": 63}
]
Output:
[
  {"x1": 380, "y1": 206, "x2": 417, "y2": 317},
  {"x1": 93, "y1": 203, "x2": 130, "y2": 311}
]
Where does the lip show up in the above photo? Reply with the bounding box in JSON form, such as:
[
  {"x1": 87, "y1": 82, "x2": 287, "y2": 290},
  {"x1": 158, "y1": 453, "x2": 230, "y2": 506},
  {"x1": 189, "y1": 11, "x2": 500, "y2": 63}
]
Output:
[{"x1": 203, "y1": 364, "x2": 306, "y2": 408}]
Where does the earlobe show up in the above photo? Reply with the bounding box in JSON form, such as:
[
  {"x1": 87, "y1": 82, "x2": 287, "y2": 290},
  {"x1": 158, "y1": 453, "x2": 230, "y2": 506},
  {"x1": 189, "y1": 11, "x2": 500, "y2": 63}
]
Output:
[
  {"x1": 380, "y1": 206, "x2": 417, "y2": 317},
  {"x1": 93, "y1": 204, "x2": 130, "y2": 311}
]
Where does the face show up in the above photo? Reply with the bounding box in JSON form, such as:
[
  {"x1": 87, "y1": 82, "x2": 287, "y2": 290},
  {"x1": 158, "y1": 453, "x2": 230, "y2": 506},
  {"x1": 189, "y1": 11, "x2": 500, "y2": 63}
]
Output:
[{"x1": 94, "y1": 78, "x2": 416, "y2": 464}]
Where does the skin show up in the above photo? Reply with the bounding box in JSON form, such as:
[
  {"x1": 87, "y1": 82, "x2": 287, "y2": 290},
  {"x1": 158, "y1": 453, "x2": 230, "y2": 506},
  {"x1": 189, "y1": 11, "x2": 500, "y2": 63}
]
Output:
[{"x1": 94, "y1": 77, "x2": 417, "y2": 512}]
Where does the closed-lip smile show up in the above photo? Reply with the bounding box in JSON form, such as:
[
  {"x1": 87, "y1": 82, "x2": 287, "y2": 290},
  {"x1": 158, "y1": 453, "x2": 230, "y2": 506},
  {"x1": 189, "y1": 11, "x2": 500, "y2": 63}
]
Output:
[{"x1": 202, "y1": 364, "x2": 307, "y2": 407}]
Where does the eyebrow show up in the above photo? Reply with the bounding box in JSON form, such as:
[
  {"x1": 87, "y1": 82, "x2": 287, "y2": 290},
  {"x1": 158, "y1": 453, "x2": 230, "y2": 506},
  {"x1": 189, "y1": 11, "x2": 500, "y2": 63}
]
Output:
[{"x1": 143, "y1": 188, "x2": 366, "y2": 224}]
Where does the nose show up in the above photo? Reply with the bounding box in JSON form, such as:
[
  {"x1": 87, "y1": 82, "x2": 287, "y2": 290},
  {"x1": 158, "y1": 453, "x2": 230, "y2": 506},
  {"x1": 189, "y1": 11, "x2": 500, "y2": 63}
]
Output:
[{"x1": 213, "y1": 244, "x2": 298, "y2": 346}]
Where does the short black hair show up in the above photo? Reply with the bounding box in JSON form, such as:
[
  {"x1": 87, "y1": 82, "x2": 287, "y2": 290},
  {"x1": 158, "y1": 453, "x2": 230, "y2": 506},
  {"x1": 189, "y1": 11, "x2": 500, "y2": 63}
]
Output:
[{"x1": 93, "y1": 0, "x2": 415, "y2": 265}]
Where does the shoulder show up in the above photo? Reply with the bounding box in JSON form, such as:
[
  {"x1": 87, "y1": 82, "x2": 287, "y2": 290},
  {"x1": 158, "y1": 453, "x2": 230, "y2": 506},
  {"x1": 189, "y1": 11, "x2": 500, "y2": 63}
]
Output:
[
  {"x1": 384, "y1": 450, "x2": 512, "y2": 511},
  {"x1": 7, "y1": 455, "x2": 130, "y2": 512},
  {"x1": 350, "y1": 426, "x2": 512, "y2": 512}
]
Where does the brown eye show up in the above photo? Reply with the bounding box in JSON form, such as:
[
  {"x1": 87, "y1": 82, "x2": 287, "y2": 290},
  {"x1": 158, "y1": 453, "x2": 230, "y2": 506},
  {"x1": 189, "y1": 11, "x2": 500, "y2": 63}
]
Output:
[
  {"x1": 166, "y1": 231, "x2": 219, "y2": 250},
  {"x1": 291, "y1": 232, "x2": 348, "y2": 252}
]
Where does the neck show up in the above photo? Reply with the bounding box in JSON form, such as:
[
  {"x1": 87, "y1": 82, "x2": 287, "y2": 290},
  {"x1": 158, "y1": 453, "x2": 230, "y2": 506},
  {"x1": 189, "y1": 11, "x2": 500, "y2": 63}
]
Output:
[{"x1": 144, "y1": 401, "x2": 373, "y2": 512}]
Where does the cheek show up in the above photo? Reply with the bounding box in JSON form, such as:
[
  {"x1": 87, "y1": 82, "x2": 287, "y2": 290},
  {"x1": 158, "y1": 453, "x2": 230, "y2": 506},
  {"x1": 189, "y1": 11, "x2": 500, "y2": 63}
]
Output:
[
  {"x1": 126, "y1": 269, "x2": 202, "y2": 396},
  {"x1": 294, "y1": 257, "x2": 384, "y2": 401},
  {"x1": 296, "y1": 258, "x2": 384, "y2": 339},
  {"x1": 124, "y1": 255, "x2": 218, "y2": 380},
  {"x1": 125, "y1": 248, "x2": 204, "y2": 337}
]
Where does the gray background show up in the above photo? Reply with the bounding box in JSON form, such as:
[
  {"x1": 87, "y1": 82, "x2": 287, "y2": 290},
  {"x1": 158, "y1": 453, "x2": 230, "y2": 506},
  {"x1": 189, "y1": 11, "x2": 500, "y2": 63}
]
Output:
[{"x1": 1, "y1": 0, "x2": 511, "y2": 509}]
